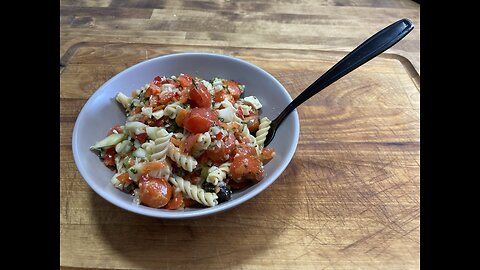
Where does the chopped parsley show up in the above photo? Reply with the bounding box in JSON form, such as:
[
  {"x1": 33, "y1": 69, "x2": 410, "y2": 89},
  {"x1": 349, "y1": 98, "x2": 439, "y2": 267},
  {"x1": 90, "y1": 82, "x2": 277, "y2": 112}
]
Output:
[{"x1": 129, "y1": 168, "x2": 138, "y2": 174}]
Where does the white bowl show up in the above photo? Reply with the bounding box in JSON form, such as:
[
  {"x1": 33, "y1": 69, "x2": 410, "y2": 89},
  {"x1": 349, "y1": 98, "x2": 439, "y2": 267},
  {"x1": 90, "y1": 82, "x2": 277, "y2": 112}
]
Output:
[{"x1": 72, "y1": 52, "x2": 300, "y2": 218}]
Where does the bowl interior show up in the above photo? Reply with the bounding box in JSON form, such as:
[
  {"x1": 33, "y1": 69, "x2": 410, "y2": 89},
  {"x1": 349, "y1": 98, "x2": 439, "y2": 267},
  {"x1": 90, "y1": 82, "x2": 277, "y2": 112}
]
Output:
[{"x1": 72, "y1": 52, "x2": 299, "y2": 218}]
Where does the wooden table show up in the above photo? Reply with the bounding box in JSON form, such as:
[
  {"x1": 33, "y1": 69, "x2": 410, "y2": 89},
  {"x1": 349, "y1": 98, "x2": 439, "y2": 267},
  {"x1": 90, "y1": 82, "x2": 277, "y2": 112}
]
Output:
[{"x1": 60, "y1": 1, "x2": 420, "y2": 269}]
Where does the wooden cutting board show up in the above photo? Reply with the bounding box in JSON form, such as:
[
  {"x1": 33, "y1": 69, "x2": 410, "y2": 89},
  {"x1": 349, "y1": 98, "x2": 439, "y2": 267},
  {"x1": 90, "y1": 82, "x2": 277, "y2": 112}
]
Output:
[{"x1": 60, "y1": 43, "x2": 419, "y2": 269}]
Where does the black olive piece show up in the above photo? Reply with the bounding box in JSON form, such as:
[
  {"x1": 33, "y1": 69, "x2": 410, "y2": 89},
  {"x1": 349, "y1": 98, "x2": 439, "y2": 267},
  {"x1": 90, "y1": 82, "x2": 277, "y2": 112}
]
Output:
[{"x1": 217, "y1": 185, "x2": 232, "y2": 203}]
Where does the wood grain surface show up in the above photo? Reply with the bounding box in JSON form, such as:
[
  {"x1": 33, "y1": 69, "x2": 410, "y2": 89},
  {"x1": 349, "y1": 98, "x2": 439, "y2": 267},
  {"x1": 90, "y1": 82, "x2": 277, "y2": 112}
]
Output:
[
  {"x1": 60, "y1": 43, "x2": 419, "y2": 269},
  {"x1": 60, "y1": 0, "x2": 420, "y2": 74}
]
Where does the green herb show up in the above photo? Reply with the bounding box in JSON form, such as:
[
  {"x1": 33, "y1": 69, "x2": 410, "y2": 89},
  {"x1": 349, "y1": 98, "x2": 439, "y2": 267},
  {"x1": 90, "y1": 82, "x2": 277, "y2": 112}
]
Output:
[
  {"x1": 238, "y1": 84, "x2": 245, "y2": 91},
  {"x1": 241, "y1": 120, "x2": 251, "y2": 124},
  {"x1": 200, "y1": 165, "x2": 210, "y2": 179},
  {"x1": 218, "y1": 117, "x2": 225, "y2": 122},
  {"x1": 130, "y1": 168, "x2": 138, "y2": 174}
]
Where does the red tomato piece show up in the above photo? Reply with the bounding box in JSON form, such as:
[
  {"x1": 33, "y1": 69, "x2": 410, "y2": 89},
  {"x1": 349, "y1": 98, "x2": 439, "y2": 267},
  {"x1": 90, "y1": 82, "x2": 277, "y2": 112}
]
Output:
[
  {"x1": 158, "y1": 91, "x2": 175, "y2": 105},
  {"x1": 103, "y1": 147, "x2": 116, "y2": 167},
  {"x1": 107, "y1": 124, "x2": 123, "y2": 135},
  {"x1": 181, "y1": 133, "x2": 200, "y2": 154},
  {"x1": 177, "y1": 74, "x2": 193, "y2": 88},
  {"x1": 261, "y1": 148, "x2": 275, "y2": 161},
  {"x1": 224, "y1": 80, "x2": 243, "y2": 101},
  {"x1": 183, "y1": 108, "x2": 216, "y2": 133},
  {"x1": 189, "y1": 81, "x2": 212, "y2": 108},
  {"x1": 135, "y1": 133, "x2": 148, "y2": 143},
  {"x1": 163, "y1": 191, "x2": 184, "y2": 210},
  {"x1": 230, "y1": 155, "x2": 264, "y2": 182},
  {"x1": 139, "y1": 176, "x2": 173, "y2": 208},
  {"x1": 206, "y1": 133, "x2": 236, "y2": 164},
  {"x1": 232, "y1": 143, "x2": 257, "y2": 158},
  {"x1": 214, "y1": 90, "x2": 226, "y2": 103}
]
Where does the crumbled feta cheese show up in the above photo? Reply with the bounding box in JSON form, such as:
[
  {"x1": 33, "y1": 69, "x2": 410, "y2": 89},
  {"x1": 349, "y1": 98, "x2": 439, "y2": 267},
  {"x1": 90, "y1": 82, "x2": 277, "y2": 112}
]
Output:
[
  {"x1": 161, "y1": 83, "x2": 176, "y2": 92},
  {"x1": 152, "y1": 110, "x2": 164, "y2": 120},
  {"x1": 202, "y1": 80, "x2": 214, "y2": 94},
  {"x1": 239, "y1": 104, "x2": 252, "y2": 115},
  {"x1": 217, "y1": 99, "x2": 242, "y2": 122},
  {"x1": 141, "y1": 107, "x2": 153, "y2": 118},
  {"x1": 244, "y1": 96, "x2": 262, "y2": 109},
  {"x1": 212, "y1": 78, "x2": 223, "y2": 92}
]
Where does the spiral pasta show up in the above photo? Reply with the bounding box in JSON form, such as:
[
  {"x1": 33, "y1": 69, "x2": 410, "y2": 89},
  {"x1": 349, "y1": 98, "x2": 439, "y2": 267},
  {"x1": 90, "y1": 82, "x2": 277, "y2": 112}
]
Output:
[
  {"x1": 207, "y1": 162, "x2": 231, "y2": 185},
  {"x1": 191, "y1": 132, "x2": 212, "y2": 157},
  {"x1": 167, "y1": 143, "x2": 198, "y2": 172},
  {"x1": 255, "y1": 117, "x2": 271, "y2": 150},
  {"x1": 143, "y1": 127, "x2": 172, "y2": 161},
  {"x1": 169, "y1": 175, "x2": 218, "y2": 207},
  {"x1": 125, "y1": 121, "x2": 148, "y2": 137},
  {"x1": 163, "y1": 102, "x2": 183, "y2": 119}
]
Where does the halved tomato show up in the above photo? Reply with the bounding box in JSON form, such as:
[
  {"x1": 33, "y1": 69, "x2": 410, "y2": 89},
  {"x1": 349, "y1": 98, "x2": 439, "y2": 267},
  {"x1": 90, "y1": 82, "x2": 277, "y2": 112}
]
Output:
[
  {"x1": 206, "y1": 133, "x2": 236, "y2": 164},
  {"x1": 163, "y1": 191, "x2": 184, "y2": 210},
  {"x1": 189, "y1": 81, "x2": 212, "y2": 108},
  {"x1": 177, "y1": 74, "x2": 193, "y2": 88},
  {"x1": 230, "y1": 155, "x2": 264, "y2": 182},
  {"x1": 224, "y1": 80, "x2": 243, "y2": 101},
  {"x1": 183, "y1": 108, "x2": 216, "y2": 133},
  {"x1": 139, "y1": 176, "x2": 173, "y2": 208},
  {"x1": 181, "y1": 133, "x2": 200, "y2": 154},
  {"x1": 103, "y1": 147, "x2": 116, "y2": 167}
]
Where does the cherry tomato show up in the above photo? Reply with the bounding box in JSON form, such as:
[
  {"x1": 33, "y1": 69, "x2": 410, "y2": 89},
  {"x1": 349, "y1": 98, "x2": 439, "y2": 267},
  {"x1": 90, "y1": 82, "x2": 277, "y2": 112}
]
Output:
[
  {"x1": 116, "y1": 172, "x2": 132, "y2": 185},
  {"x1": 175, "y1": 108, "x2": 188, "y2": 127},
  {"x1": 135, "y1": 133, "x2": 148, "y2": 143},
  {"x1": 107, "y1": 125, "x2": 123, "y2": 135},
  {"x1": 236, "y1": 107, "x2": 245, "y2": 120},
  {"x1": 139, "y1": 176, "x2": 173, "y2": 208},
  {"x1": 181, "y1": 133, "x2": 200, "y2": 154},
  {"x1": 153, "y1": 76, "x2": 179, "y2": 88},
  {"x1": 189, "y1": 81, "x2": 212, "y2": 108},
  {"x1": 175, "y1": 89, "x2": 189, "y2": 103},
  {"x1": 232, "y1": 143, "x2": 257, "y2": 158},
  {"x1": 103, "y1": 147, "x2": 116, "y2": 167},
  {"x1": 158, "y1": 91, "x2": 175, "y2": 105},
  {"x1": 149, "y1": 95, "x2": 159, "y2": 107},
  {"x1": 177, "y1": 74, "x2": 193, "y2": 88},
  {"x1": 244, "y1": 115, "x2": 260, "y2": 132},
  {"x1": 261, "y1": 148, "x2": 275, "y2": 161},
  {"x1": 206, "y1": 133, "x2": 236, "y2": 164},
  {"x1": 224, "y1": 80, "x2": 243, "y2": 101},
  {"x1": 148, "y1": 82, "x2": 161, "y2": 95},
  {"x1": 183, "y1": 108, "x2": 216, "y2": 133},
  {"x1": 146, "y1": 117, "x2": 164, "y2": 127},
  {"x1": 196, "y1": 152, "x2": 210, "y2": 165},
  {"x1": 230, "y1": 155, "x2": 264, "y2": 182},
  {"x1": 214, "y1": 90, "x2": 226, "y2": 103},
  {"x1": 164, "y1": 191, "x2": 184, "y2": 210}
]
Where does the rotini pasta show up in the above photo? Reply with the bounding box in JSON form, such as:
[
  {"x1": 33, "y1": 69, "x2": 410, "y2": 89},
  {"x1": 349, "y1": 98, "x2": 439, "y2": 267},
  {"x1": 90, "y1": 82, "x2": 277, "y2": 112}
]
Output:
[
  {"x1": 91, "y1": 74, "x2": 275, "y2": 210},
  {"x1": 167, "y1": 143, "x2": 198, "y2": 172},
  {"x1": 143, "y1": 127, "x2": 172, "y2": 161},
  {"x1": 207, "y1": 162, "x2": 230, "y2": 185},
  {"x1": 169, "y1": 175, "x2": 218, "y2": 207},
  {"x1": 163, "y1": 102, "x2": 183, "y2": 119},
  {"x1": 255, "y1": 117, "x2": 271, "y2": 150},
  {"x1": 191, "y1": 131, "x2": 212, "y2": 157}
]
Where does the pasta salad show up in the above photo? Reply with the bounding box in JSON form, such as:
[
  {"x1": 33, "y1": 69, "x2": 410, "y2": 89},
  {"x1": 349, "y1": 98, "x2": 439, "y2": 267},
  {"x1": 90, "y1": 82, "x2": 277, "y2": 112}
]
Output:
[{"x1": 90, "y1": 74, "x2": 275, "y2": 209}]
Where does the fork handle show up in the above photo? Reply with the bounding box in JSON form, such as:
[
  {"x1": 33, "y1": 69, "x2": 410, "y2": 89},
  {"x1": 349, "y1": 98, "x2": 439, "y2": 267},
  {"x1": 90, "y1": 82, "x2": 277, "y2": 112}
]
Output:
[{"x1": 271, "y1": 18, "x2": 414, "y2": 127}]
